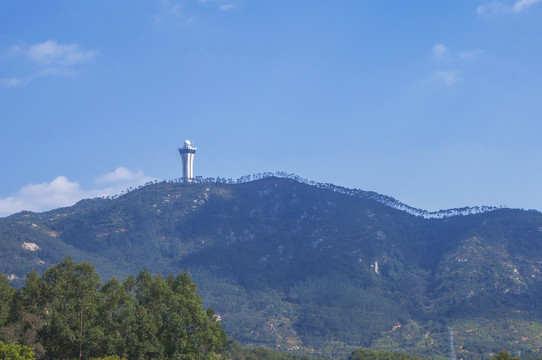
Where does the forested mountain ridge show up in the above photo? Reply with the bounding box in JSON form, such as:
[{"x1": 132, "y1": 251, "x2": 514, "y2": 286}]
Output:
[{"x1": 1, "y1": 176, "x2": 542, "y2": 359}]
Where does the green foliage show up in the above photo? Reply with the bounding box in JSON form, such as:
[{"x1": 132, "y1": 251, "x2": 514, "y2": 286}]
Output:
[
  {"x1": 224, "y1": 341, "x2": 326, "y2": 360},
  {"x1": 39, "y1": 257, "x2": 102, "y2": 360},
  {"x1": 492, "y1": 350, "x2": 520, "y2": 360},
  {"x1": 3, "y1": 178, "x2": 542, "y2": 359},
  {"x1": 0, "y1": 272, "x2": 17, "y2": 327},
  {"x1": 0, "y1": 340, "x2": 35, "y2": 360},
  {"x1": 290, "y1": 276, "x2": 404, "y2": 347},
  {"x1": 0, "y1": 258, "x2": 228, "y2": 360},
  {"x1": 349, "y1": 348, "x2": 423, "y2": 360}
]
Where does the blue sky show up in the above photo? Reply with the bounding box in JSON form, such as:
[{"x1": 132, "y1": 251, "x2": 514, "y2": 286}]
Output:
[{"x1": 1, "y1": 0, "x2": 542, "y2": 216}]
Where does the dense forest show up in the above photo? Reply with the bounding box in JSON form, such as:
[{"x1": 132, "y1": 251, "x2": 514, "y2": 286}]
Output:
[
  {"x1": 0, "y1": 257, "x2": 227, "y2": 360},
  {"x1": 0, "y1": 258, "x2": 434, "y2": 360},
  {"x1": 3, "y1": 176, "x2": 542, "y2": 358}
]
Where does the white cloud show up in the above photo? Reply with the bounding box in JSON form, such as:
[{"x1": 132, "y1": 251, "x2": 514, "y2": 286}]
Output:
[
  {"x1": 0, "y1": 177, "x2": 91, "y2": 217},
  {"x1": 27, "y1": 40, "x2": 97, "y2": 66},
  {"x1": 95, "y1": 167, "x2": 146, "y2": 184},
  {"x1": 155, "y1": 0, "x2": 195, "y2": 27},
  {"x1": 0, "y1": 76, "x2": 33, "y2": 88},
  {"x1": 161, "y1": 0, "x2": 183, "y2": 16},
  {"x1": 0, "y1": 40, "x2": 97, "y2": 87},
  {"x1": 477, "y1": 0, "x2": 542, "y2": 14},
  {"x1": 431, "y1": 44, "x2": 484, "y2": 61},
  {"x1": 432, "y1": 44, "x2": 448, "y2": 58},
  {"x1": 196, "y1": 0, "x2": 239, "y2": 10},
  {"x1": 477, "y1": 1, "x2": 509, "y2": 14},
  {"x1": 433, "y1": 70, "x2": 459, "y2": 86},
  {"x1": 0, "y1": 45, "x2": 23, "y2": 60},
  {"x1": 513, "y1": 0, "x2": 542, "y2": 12},
  {"x1": 0, "y1": 167, "x2": 156, "y2": 217},
  {"x1": 459, "y1": 49, "x2": 484, "y2": 60},
  {"x1": 221, "y1": 4, "x2": 238, "y2": 10},
  {"x1": 428, "y1": 45, "x2": 482, "y2": 85}
]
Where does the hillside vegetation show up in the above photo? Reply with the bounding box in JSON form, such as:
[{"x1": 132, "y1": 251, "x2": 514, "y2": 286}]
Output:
[
  {"x1": 1, "y1": 175, "x2": 542, "y2": 359},
  {"x1": 0, "y1": 257, "x2": 227, "y2": 359},
  {"x1": 0, "y1": 259, "x2": 425, "y2": 360}
]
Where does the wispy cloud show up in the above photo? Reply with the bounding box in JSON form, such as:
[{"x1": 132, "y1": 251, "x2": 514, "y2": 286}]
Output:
[
  {"x1": 0, "y1": 76, "x2": 33, "y2": 88},
  {"x1": 196, "y1": 0, "x2": 241, "y2": 11},
  {"x1": 458, "y1": 49, "x2": 484, "y2": 61},
  {"x1": 431, "y1": 43, "x2": 483, "y2": 61},
  {"x1": 26, "y1": 40, "x2": 96, "y2": 66},
  {"x1": 431, "y1": 44, "x2": 448, "y2": 59},
  {"x1": 429, "y1": 44, "x2": 482, "y2": 86},
  {"x1": 433, "y1": 70, "x2": 460, "y2": 86},
  {"x1": 220, "y1": 4, "x2": 238, "y2": 11},
  {"x1": 0, "y1": 167, "x2": 155, "y2": 217},
  {"x1": 477, "y1": 1, "x2": 509, "y2": 14},
  {"x1": 0, "y1": 40, "x2": 97, "y2": 87},
  {"x1": 161, "y1": 0, "x2": 183, "y2": 16},
  {"x1": 477, "y1": 0, "x2": 542, "y2": 14},
  {"x1": 0, "y1": 45, "x2": 23, "y2": 60},
  {"x1": 95, "y1": 167, "x2": 147, "y2": 184},
  {"x1": 154, "y1": 0, "x2": 195, "y2": 27},
  {"x1": 513, "y1": 0, "x2": 542, "y2": 11}
]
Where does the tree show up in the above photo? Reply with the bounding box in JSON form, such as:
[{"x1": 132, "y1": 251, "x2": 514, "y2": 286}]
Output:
[
  {"x1": 97, "y1": 278, "x2": 129, "y2": 357},
  {"x1": 40, "y1": 257, "x2": 102, "y2": 360},
  {"x1": 19, "y1": 270, "x2": 43, "y2": 316},
  {"x1": 0, "y1": 270, "x2": 46, "y2": 358},
  {"x1": 349, "y1": 348, "x2": 424, "y2": 360},
  {"x1": 132, "y1": 269, "x2": 228, "y2": 359},
  {"x1": 0, "y1": 272, "x2": 17, "y2": 327},
  {"x1": 0, "y1": 341, "x2": 35, "y2": 360},
  {"x1": 492, "y1": 351, "x2": 521, "y2": 360},
  {"x1": 164, "y1": 271, "x2": 228, "y2": 359},
  {"x1": 0, "y1": 258, "x2": 228, "y2": 360}
]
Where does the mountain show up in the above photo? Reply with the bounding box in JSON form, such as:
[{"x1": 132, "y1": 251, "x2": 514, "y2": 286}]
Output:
[{"x1": 2, "y1": 174, "x2": 542, "y2": 360}]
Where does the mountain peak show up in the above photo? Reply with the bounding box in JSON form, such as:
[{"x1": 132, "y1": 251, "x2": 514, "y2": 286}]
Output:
[{"x1": 1, "y1": 173, "x2": 541, "y2": 359}]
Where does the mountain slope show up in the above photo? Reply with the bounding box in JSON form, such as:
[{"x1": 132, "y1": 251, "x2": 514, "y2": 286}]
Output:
[{"x1": 1, "y1": 176, "x2": 542, "y2": 359}]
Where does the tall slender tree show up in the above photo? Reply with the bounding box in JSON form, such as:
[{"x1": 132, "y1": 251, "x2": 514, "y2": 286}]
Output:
[{"x1": 0, "y1": 272, "x2": 16, "y2": 328}]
